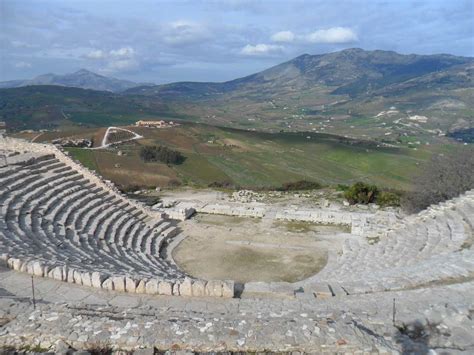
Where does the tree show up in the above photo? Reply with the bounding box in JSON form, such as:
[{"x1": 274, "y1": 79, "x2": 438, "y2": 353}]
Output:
[
  {"x1": 402, "y1": 146, "x2": 474, "y2": 213},
  {"x1": 139, "y1": 145, "x2": 185, "y2": 165}
]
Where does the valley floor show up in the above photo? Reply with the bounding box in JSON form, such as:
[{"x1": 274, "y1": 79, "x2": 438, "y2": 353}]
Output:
[{"x1": 12, "y1": 122, "x2": 441, "y2": 190}]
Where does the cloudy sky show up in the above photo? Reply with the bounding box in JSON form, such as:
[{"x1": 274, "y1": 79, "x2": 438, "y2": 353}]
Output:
[{"x1": 1, "y1": 0, "x2": 473, "y2": 83}]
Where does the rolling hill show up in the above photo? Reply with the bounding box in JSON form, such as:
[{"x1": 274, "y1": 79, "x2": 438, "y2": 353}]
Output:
[
  {"x1": 0, "y1": 85, "x2": 174, "y2": 130},
  {"x1": 1, "y1": 49, "x2": 473, "y2": 140},
  {"x1": 125, "y1": 48, "x2": 474, "y2": 138}
]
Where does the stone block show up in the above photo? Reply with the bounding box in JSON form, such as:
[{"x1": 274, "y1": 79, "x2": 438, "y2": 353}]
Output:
[
  {"x1": 62, "y1": 265, "x2": 69, "y2": 280},
  {"x1": 73, "y1": 270, "x2": 83, "y2": 285},
  {"x1": 32, "y1": 261, "x2": 44, "y2": 277},
  {"x1": 25, "y1": 261, "x2": 35, "y2": 275},
  {"x1": 91, "y1": 272, "x2": 106, "y2": 288},
  {"x1": 158, "y1": 280, "x2": 173, "y2": 295},
  {"x1": 191, "y1": 280, "x2": 206, "y2": 297},
  {"x1": 172, "y1": 281, "x2": 181, "y2": 296},
  {"x1": 179, "y1": 278, "x2": 193, "y2": 297},
  {"x1": 8, "y1": 258, "x2": 22, "y2": 271},
  {"x1": 136, "y1": 279, "x2": 146, "y2": 294},
  {"x1": 222, "y1": 280, "x2": 234, "y2": 298},
  {"x1": 205, "y1": 280, "x2": 223, "y2": 297},
  {"x1": 145, "y1": 279, "x2": 159, "y2": 295},
  {"x1": 112, "y1": 276, "x2": 126, "y2": 292},
  {"x1": 67, "y1": 268, "x2": 75, "y2": 283},
  {"x1": 20, "y1": 260, "x2": 28, "y2": 273},
  {"x1": 81, "y1": 272, "x2": 92, "y2": 287},
  {"x1": 43, "y1": 264, "x2": 51, "y2": 276},
  {"x1": 102, "y1": 278, "x2": 113, "y2": 291},
  {"x1": 51, "y1": 266, "x2": 63, "y2": 281},
  {"x1": 125, "y1": 277, "x2": 137, "y2": 293}
]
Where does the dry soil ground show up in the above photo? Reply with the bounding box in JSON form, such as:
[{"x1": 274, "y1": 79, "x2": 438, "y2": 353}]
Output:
[{"x1": 173, "y1": 214, "x2": 349, "y2": 283}]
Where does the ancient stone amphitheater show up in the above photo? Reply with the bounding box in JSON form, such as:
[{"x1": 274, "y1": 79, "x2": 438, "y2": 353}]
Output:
[{"x1": 0, "y1": 136, "x2": 473, "y2": 354}]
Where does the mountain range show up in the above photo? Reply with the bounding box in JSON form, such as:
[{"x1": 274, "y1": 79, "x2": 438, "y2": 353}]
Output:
[
  {"x1": 127, "y1": 48, "x2": 473, "y2": 98},
  {"x1": 1, "y1": 48, "x2": 473, "y2": 139},
  {"x1": 0, "y1": 69, "x2": 144, "y2": 92}
]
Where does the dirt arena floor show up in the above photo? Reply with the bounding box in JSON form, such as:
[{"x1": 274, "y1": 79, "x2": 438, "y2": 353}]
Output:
[{"x1": 173, "y1": 214, "x2": 350, "y2": 283}]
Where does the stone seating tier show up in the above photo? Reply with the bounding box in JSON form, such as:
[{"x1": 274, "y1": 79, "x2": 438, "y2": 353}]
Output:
[
  {"x1": 0, "y1": 146, "x2": 234, "y2": 298},
  {"x1": 306, "y1": 190, "x2": 474, "y2": 296}
]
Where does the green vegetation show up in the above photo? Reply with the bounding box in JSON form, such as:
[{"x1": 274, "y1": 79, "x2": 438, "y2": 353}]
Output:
[
  {"x1": 39, "y1": 123, "x2": 442, "y2": 190},
  {"x1": 344, "y1": 182, "x2": 379, "y2": 204},
  {"x1": 277, "y1": 180, "x2": 322, "y2": 191},
  {"x1": 344, "y1": 182, "x2": 401, "y2": 206},
  {"x1": 140, "y1": 145, "x2": 185, "y2": 165},
  {"x1": 377, "y1": 191, "x2": 401, "y2": 207},
  {"x1": 64, "y1": 147, "x2": 98, "y2": 171}
]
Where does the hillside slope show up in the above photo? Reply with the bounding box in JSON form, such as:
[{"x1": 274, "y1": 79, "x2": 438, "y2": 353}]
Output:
[
  {"x1": 127, "y1": 48, "x2": 473, "y2": 97},
  {"x1": 1, "y1": 49, "x2": 473, "y2": 140},
  {"x1": 0, "y1": 85, "x2": 171, "y2": 130}
]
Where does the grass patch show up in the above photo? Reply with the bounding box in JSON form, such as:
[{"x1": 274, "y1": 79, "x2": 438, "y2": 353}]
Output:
[{"x1": 65, "y1": 147, "x2": 98, "y2": 171}]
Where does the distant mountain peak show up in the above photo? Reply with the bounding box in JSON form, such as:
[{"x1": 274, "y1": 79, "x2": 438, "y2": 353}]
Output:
[
  {"x1": 73, "y1": 69, "x2": 97, "y2": 75},
  {"x1": 0, "y1": 69, "x2": 141, "y2": 92},
  {"x1": 124, "y1": 48, "x2": 474, "y2": 100}
]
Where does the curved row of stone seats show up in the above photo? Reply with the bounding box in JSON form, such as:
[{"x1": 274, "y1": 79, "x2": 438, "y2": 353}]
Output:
[
  {"x1": 2, "y1": 137, "x2": 157, "y2": 217},
  {"x1": 319, "y1": 248, "x2": 474, "y2": 297},
  {"x1": 3, "y1": 162, "x2": 181, "y2": 278},
  {"x1": 2, "y1": 176, "x2": 165, "y2": 276},
  {"x1": 308, "y1": 190, "x2": 474, "y2": 296},
  {"x1": 0, "y1": 149, "x2": 234, "y2": 298},
  {"x1": 0, "y1": 254, "x2": 234, "y2": 298}
]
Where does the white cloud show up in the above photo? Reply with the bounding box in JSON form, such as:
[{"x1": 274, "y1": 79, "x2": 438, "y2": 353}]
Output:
[
  {"x1": 110, "y1": 47, "x2": 135, "y2": 58},
  {"x1": 84, "y1": 46, "x2": 138, "y2": 73},
  {"x1": 85, "y1": 47, "x2": 134, "y2": 61},
  {"x1": 85, "y1": 49, "x2": 106, "y2": 59},
  {"x1": 271, "y1": 31, "x2": 295, "y2": 43},
  {"x1": 14, "y1": 61, "x2": 32, "y2": 68},
  {"x1": 305, "y1": 27, "x2": 358, "y2": 44},
  {"x1": 240, "y1": 43, "x2": 283, "y2": 56},
  {"x1": 106, "y1": 58, "x2": 138, "y2": 71},
  {"x1": 163, "y1": 21, "x2": 211, "y2": 45}
]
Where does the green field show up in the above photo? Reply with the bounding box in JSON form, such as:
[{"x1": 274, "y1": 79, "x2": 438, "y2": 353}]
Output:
[
  {"x1": 41, "y1": 122, "x2": 445, "y2": 191},
  {"x1": 64, "y1": 147, "x2": 98, "y2": 171}
]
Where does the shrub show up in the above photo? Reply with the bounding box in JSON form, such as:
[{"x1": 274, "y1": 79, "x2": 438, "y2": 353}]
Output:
[
  {"x1": 278, "y1": 180, "x2": 322, "y2": 191},
  {"x1": 344, "y1": 182, "x2": 379, "y2": 204},
  {"x1": 336, "y1": 184, "x2": 349, "y2": 191},
  {"x1": 377, "y1": 191, "x2": 401, "y2": 207},
  {"x1": 139, "y1": 145, "x2": 185, "y2": 165}
]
